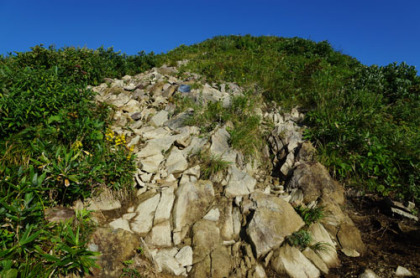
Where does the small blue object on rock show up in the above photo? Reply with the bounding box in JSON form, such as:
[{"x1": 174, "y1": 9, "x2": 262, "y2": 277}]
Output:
[{"x1": 178, "y1": 84, "x2": 191, "y2": 93}]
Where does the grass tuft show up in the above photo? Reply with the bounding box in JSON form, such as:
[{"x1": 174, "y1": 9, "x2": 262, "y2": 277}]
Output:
[
  {"x1": 287, "y1": 230, "x2": 312, "y2": 250},
  {"x1": 295, "y1": 205, "x2": 325, "y2": 226},
  {"x1": 199, "y1": 152, "x2": 231, "y2": 180}
]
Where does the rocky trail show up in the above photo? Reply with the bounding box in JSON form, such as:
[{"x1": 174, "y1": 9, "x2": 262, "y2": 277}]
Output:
[{"x1": 62, "y1": 64, "x2": 419, "y2": 277}]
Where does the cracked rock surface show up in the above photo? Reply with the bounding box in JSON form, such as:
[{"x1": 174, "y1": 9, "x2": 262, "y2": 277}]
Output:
[{"x1": 83, "y1": 65, "x2": 365, "y2": 277}]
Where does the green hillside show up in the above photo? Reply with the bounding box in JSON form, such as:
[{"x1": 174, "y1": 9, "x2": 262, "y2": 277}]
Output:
[
  {"x1": 0, "y1": 35, "x2": 419, "y2": 276},
  {"x1": 162, "y1": 35, "x2": 419, "y2": 202},
  {"x1": 0, "y1": 46, "x2": 159, "y2": 276}
]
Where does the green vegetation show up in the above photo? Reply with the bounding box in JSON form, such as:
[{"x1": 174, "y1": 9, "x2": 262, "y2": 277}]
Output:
[
  {"x1": 289, "y1": 205, "x2": 326, "y2": 251},
  {"x1": 163, "y1": 35, "x2": 419, "y2": 204},
  {"x1": 174, "y1": 89, "x2": 265, "y2": 157},
  {"x1": 0, "y1": 204, "x2": 99, "y2": 277},
  {"x1": 120, "y1": 268, "x2": 141, "y2": 278},
  {"x1": 1, "y1": 35, "x2": 419, "y2": 275},
  {"x1": 0, "y1": 45, "x2": 158, "y2": 276},
  {"x1": 310, "y1": 241, "x2": 332, "y2": 254},
  {"x1": 198, "y1": 152, "x2": 231, "y2": 180},
  {"x1": 286, "y1": 229, "x2": 332, "y2": 252},
  {"x1": 287, "y1": 230, "x2": 312, "y2": 250},
  {"x1": 295, "y1": 205, "x2": 325, "y2": 226},
  {"x1": 120, "y1": 260, "x2": 141, "y2": 278}
]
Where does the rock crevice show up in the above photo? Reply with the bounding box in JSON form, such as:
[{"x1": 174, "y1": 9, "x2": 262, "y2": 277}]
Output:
[{"x1": 86, "y1": 65, "x2": 365, "y2": 277}]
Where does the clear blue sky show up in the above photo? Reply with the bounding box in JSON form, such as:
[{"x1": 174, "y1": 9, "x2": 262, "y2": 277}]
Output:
[{"x1": 1, "y1": 0, "x2": 420, "y2": 69}]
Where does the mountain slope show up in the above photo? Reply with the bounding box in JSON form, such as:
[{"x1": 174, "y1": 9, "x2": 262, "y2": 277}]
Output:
[
  {"x1": 161, "y1": 35, "x2": 420, "y2": 204},
  {"x1": 0, "y1": 35, "x2": 419, "y2": 277}
]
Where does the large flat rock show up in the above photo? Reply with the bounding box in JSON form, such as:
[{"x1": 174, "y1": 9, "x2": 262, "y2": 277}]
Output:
[
  {"x1": 87, "y1": 190, "x2": 121, "y2": 211},
  {"x1": 337, "y1": 222, "x2": 366, "y2": 256},
  {"x1": 140, "y1": 153, "x2": 164, "y2": 173},
  {"x1": 109, "y1": 218, "x2": 131, "y2": 233},
  {"x1": 247, "y1": 192, "x2": 304, "y2": 258},
  {"x1": 225, "y1": 165, "x2": 256, "y2": 197},
  {"x1": 150, "y1": 110, "x2": 169, "y2": 127},
  {"x1": 140, "y1": 127, "x2": 171, "y2": 140},
  {"x1": 88, "y1": 228, "x2": 140, "y2": 277},
  {"x1": 172, "y1": 180, "x2": 215, "y2": 242},
  {"x1": 154, "y1": 186, "x2": 175, "y2": 224},
  {"x1": 210, "y1": 245, "x2": 232, "y2": 278},
  {"x1": 145, "y1": 221, "x2": 172, "y2": 247},
  {"x1": 137, "y1": 136, "x2": 178, "y2": 158},
  {"x1": 131, "y1": 194, "x2": 160, "y2": 235},
  {"x1": 308, "y1": 222, "x2": 340, "y2": 268},
  {"x1": 210, "y1": 127, "x2": 237, "y2": 163},
  {"x1": 181, "y1": 137, "x2": 207, "y2": 157},
  {"x1": 175, "y1": 246, "x2": 193, "y2": 267},
  {"x1": 271, "y1": 245, "x2": 320, "y2": 278},
  {"x1": 166, "y1": 147, "x2": 188, "y2": 175},
  {"x1": 192, "y1": 219, "x2": 221, "y2": 263},
  {"x1": 288, "y1": 162, "x2": 345, "y2": 204}
]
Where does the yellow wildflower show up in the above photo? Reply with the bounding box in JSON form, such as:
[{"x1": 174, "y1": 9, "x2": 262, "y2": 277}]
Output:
[
  {"x1": 105, "y1": 128, "x2": 115, "y2": 142},
  {"x1": 115, "y1": 134, "x2": 126, "y2": 146},
  {"x1": 71, "y1": 140, "x2": 83, "y2": 151}
]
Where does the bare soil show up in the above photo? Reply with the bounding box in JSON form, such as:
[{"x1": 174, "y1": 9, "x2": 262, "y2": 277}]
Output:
[{"x1": 329, "y1": 194, "x2": 420, "y2": 278}]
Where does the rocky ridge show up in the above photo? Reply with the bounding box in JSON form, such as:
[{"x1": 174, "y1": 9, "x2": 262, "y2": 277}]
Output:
[{"x1": 83, "y1": 64, "x2": 367, "y2": 278}]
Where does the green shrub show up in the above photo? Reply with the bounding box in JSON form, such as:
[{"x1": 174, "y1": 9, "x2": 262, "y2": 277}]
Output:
[
  {"x1": 0, "y1": 167, "x2": 99, "y2": 277},
  {"x1": 0, "y1": 45, "x2": 153, "y2": 275},
  {"x1": 295, "y1": 205, "x2": 324, "y2": 226},
  {"x1": 2, "y1": 45, "x2": 160, "y2": 85},
  {"x1": 287, "y1": 230, "x2": 312, "y2": 250}
]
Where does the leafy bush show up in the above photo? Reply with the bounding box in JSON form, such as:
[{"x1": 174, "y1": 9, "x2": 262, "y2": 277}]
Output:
[
  {"x1": 0, "y1": 45, "x2": 155, "y2": 275},
  {"x1": 2, "y1": 45, "x2": 160, "y2": 85},
  {"x1": 0, "y1": 167, "x2": 99, "y2": 277}
]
